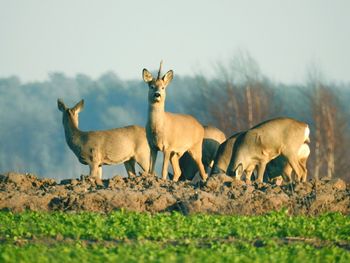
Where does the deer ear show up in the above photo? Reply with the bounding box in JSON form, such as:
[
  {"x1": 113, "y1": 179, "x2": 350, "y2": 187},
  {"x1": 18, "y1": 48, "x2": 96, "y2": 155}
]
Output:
[
  {"x1": 142, "y1": 69, "x2": 153, "y2": 83},
  {"x1": 57, "y1": 99, "x2": 67, "y2": 112},
  {"x1": 162, "y1": 70, "x2": 173, "y2": 86},
  {"x1": 72, "y1": 99, "x2": 84, "y2": 113},
  {"x1": 235, "y1": 163, "x2": 243, "y2": 177}
]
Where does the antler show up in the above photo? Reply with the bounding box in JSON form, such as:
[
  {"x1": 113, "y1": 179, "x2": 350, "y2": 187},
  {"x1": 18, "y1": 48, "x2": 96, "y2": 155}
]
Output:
[{"x1": 157, "y1": 60, "x2": 163, "y2": 80}]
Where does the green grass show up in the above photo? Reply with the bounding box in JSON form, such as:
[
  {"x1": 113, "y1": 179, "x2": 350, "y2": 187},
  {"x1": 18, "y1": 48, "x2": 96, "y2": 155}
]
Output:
[{"x1": 0, "y1": 210, "x2": 349, "y2": 262}]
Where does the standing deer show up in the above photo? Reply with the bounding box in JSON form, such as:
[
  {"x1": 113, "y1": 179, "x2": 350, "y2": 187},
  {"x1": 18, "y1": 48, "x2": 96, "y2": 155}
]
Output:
[
  {"x1": 227, "y1": 118, "x2": 310, "y2": 183},
  {"x1": 179, "y1": 125, "x2": 226, "y2": 180},
  {"x1": 142, "y1": 61, "x2": 207, "y2": 182},
  {"x1": 57, "y1": 99, "x2": 150, "y2": 184}
]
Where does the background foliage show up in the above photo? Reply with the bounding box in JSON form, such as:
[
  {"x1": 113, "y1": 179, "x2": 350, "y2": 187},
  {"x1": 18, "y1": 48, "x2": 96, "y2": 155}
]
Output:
[{"x1": 0, "y1": 53, "x2": 349, "y2": 181}]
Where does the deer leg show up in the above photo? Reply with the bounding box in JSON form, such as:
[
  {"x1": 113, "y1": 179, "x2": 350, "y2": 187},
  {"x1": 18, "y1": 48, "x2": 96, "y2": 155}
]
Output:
[
  {"x1": 96, "y1": 166, "x2": 103, "y2": 185},
  {"x1": 301, "y1": 170, "x2": 308, "y2": 182},
  {"x1": 89, "y1": 163, "x2": 98, "y2": 177},
  {"x1": 256, "y1": 161, "x2": 267, "y2": 183},
  {"x1": 282, "y1": 163, "x2": 293, "y2": 182},
  {"x1": 188, "y1": 144, "x2": 208, "y2": 182},
  {"x1": 287, "y1": 155, "x2": 305, "y2": 183},
  {"x1": 245, "y1": 164, "x2": 255, "y2": 183},
  {"x1": 299, "y1": 158, "x2": 308, "y2": 182},
  {"x1": 227, "y1": 150, "x2": 240, "y2": 178},
  {"x1": 170, "y1": 153, "x2": 182, "y2": 182},
  {"x1": 97, "y1": 166, "x2": 102, "y2": 179},
  {"x1": 124, "y1": 159, "x2": 136, "y2": 177},
  {"x1": 89, "y1": 163, "x2": 103, "y2": 186},
  {"x1": 162, "y1": 151, "x2": 171, "y2": 180},
  {"x1": 149, "y1": 148, "x2": 158, "y2": 175},
  {"x1": 135, "y1": 152, "x2": 150, "y2": 174}
]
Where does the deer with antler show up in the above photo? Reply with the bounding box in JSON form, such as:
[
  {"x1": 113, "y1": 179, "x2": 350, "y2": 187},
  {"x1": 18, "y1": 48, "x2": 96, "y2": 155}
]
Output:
[{"x1": 142, "y1": 61, "x2": 208, "y2": 182}]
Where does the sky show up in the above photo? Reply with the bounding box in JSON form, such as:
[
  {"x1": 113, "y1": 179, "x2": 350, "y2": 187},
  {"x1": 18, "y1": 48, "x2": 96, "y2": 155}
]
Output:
[{"x1": 0, "y1": 0, "x2": 349, "y2": 84}]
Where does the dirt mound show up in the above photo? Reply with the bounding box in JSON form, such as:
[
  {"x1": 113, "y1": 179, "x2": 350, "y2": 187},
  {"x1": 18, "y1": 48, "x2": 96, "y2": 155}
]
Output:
[{"x1": 0, "y1": 172, "x2": 349, "y2": 215}]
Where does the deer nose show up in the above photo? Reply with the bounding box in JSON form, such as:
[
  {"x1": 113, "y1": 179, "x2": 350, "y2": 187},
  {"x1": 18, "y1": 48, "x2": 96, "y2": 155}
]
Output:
[{"x1": 154, "y1": 92, "x2": 161, "y2": 98}]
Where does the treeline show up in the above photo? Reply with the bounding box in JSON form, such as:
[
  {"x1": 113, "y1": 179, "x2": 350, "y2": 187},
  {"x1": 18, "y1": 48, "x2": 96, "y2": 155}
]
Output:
[
  {"x1": 186, "y1": 53, "x2": 350, "y2": 181},
  {"x1": 0, "y1": 55, "x2": 349, "y2": 181}
]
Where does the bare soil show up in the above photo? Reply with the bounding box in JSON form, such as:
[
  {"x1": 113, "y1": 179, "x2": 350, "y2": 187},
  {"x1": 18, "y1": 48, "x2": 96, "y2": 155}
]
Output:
[{"x1": 0, "y1": 172, "x2": 349, "y2": 215}]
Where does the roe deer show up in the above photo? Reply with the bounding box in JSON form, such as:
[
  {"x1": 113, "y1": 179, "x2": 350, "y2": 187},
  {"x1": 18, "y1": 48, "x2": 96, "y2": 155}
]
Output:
[
  {"x1": 213, "y1": 131, "x2": 310, "y2": 183},
  {"x1": 211, "y1": 132, "x2": 243, "y2": 175},
  {"x1": 227, "y1": 118, "x2": 310, "y2": 183},
  {"x1": 179, "y1": 125, "x2": 226, "y2": 180},
  {"x1": 266, "y1": 143, "x2": 310, "y2": 183},
  {"x1": 142, "y1": 61, "x2": 207, "y2": 182},
  {"x1": 211, "y1": 131, "x2": 260, "y2": 179},
  {"x1": 57, "y1": 99, "x2": 150, "y2": 184}
]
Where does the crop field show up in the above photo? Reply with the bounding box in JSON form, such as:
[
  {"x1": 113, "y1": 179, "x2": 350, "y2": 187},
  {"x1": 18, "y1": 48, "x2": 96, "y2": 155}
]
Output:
[{"x1": 0, "y1": 211, "x2": 349, "y2": 263}]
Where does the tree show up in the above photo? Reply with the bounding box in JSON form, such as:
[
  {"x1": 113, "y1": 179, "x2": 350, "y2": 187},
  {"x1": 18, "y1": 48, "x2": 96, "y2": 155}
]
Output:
[
  {"x1": 306, "y1": 66, "x2": 350, "y2": 180},
  {"x1": 187, "y1": 50, "x2": 277, "y2": 136}
]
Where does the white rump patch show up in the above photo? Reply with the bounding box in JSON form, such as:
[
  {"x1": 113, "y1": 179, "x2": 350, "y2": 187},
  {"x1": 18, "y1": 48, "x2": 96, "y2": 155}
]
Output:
[
  {"x1": 304, "y1": 125, "x2": 310, "y2": 143},
  {"x1": 298, "y1": 143, "x2": 310, "y2": 158}
]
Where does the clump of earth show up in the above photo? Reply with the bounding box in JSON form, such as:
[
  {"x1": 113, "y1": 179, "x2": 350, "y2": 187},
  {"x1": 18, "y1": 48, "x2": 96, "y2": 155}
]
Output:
[{"x1": 0, "y1": 172, "x2": 349, "y2": 215}]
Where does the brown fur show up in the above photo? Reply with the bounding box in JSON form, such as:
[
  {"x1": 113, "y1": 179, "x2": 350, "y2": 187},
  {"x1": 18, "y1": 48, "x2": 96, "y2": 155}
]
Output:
[
  {"x1": 179, "y1": 125, "x2": 226, "y2": 180},
  {"x1": 226, "y1": 118, "x2": 310, "y2": 182},
  {"x1": 143, "y1": 62, "x2": 207, "y2": 181},
  {"x1": 57, "y1": 99, "x2": 150, "y2": 184}
]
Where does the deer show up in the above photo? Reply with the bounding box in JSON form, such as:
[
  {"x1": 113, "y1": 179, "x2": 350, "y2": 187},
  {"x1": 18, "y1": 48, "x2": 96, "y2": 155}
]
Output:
[
  {"x1": 142, "y1": 61, "x2": 207, "y2": 182},
  {"x1": 211, "y1": 131, "x2": 310, "y2": 183},
  {"x1": 226, "y1": 117, "x2": 310, "y2": 183},
  {"x1": 266, "y1": 143, "x2": 310, "y2": 183},
  {"x1": 211, "y1": 132, "x2": 243, "y2": 176},
  {"x1": 211, "y1": 131, "x2": 262, "y2": 180},
  {"x1": 178, "y1": 125, "x2": 226, "y2": 180},
  {"x1": 57, "y1": 99, "x2": 150, "y2": 184}
]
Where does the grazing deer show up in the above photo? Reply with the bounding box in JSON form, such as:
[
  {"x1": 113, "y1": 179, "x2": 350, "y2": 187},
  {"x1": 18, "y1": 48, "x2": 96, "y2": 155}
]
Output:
[
  {"x1": 57, "y1": 99, "x2": 150, "y2": 184},
  {"x1": 142, "y1": 61, "x2": 207, "y2": 182},
  {"x1": 266, "y1": 143, "x2": 310, "y2": 183},
  {"x1": 212, "y1": 130, "x2": 310, "y2": 183},
  {"x1": 227, "y1": 118, "x2": 310, "y2": 183},
  {"x1": 211, "y1": 132, "x2": 243, "y2": 176},
  {"x1": 179, "y1": 125, "x2": 226, "y2": 180},
  {"x1": 211, "y1": 131, "x2": 260, "y2": 179}
]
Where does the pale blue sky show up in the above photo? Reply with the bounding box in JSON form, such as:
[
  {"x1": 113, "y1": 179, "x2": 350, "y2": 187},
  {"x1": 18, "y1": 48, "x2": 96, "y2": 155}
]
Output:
[{"x1": 0, "y1": 0, "x2": 349, "y2": 83}]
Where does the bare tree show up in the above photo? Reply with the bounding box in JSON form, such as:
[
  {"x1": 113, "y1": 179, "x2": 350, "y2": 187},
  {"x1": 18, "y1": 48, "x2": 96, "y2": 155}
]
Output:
[
  {"x1": 189, "y1": 50, "x2": 276, "y2": 136},
  {"x1": 186, "y1": 56, "x2": 350, "y2": 182},
  {"x1": 306, "y1": 66, "x2": 349, "y2": 180}
]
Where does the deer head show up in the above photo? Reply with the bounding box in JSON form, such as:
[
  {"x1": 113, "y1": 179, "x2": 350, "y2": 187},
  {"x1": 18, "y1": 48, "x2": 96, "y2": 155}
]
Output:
[
  {"x1": 142, "y1": 61, "x2": 174, "y2": 105},
  {"x1": 57, "y1": 99, "x2": 84, "y2": 128}
]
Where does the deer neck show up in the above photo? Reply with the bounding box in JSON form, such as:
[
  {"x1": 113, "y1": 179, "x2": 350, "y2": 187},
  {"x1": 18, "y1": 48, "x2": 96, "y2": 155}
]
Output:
[
  {"x1": 63, "y1": 117, "x2": 82, "y2": 151},
  {"x1": 148, "y1": 102, "x2": 166, "y2": 132}
]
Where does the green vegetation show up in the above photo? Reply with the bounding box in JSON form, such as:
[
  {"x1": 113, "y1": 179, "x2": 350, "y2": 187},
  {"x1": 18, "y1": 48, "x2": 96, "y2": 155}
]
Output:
[{"x1": 0, "y1": 210, "x2": 349, "y2": 262}]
